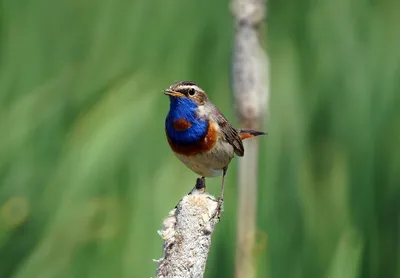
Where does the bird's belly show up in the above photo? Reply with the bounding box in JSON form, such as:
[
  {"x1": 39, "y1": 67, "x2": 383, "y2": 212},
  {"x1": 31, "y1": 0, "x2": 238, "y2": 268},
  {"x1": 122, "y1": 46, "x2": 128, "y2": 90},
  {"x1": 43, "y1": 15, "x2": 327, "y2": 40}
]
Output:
[{"x1": 173, "y1": 140, "x2": 234, "y2": 177}]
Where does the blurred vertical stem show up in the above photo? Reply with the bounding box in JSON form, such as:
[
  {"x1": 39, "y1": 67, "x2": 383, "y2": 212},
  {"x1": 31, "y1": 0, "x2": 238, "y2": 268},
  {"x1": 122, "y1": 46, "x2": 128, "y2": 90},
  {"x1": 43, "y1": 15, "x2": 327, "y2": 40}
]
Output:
[{"x1": 231, "y1": 0, "x2": 268, "y2": 277}]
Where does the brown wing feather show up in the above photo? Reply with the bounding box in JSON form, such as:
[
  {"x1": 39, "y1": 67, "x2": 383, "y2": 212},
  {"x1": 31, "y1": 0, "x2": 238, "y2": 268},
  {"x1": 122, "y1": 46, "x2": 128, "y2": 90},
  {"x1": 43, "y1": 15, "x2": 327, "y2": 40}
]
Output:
[{"x1": 213, "y1": 108, "x2": 245, "y2": 157}]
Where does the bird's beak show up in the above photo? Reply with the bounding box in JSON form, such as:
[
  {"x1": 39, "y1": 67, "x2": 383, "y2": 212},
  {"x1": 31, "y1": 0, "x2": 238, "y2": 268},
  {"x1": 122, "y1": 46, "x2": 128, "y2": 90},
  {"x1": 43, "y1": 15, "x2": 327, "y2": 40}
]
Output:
[{"x1": 163, "y1": 89, "x2": 185, "y2": 97}]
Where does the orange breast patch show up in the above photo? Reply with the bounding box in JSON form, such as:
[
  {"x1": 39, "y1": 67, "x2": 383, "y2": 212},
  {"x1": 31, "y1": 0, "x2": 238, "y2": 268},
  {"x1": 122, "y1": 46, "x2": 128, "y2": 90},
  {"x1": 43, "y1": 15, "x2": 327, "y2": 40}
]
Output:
[{"x1": 167, "y1": 121, "x2": 218, "y2": 156}]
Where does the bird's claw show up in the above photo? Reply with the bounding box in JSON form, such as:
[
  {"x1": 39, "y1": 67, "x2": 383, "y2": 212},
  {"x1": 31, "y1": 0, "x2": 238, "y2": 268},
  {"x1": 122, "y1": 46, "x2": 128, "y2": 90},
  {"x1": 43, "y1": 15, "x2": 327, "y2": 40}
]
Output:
[{"x1": 210, "y1": 196, "x2": 224, "y2": 221}]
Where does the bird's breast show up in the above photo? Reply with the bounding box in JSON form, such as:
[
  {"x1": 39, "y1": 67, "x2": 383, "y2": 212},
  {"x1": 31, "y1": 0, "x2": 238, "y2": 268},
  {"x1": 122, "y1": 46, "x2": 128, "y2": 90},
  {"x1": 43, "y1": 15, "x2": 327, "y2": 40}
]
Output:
[{"x1": 166, "y1": 120, "x2": 219, "y2": 156}]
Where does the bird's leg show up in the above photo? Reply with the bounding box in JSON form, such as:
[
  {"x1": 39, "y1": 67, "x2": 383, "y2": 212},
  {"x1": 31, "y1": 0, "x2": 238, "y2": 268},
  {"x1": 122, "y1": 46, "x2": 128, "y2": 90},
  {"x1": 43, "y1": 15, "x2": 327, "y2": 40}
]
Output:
[
  {"x1": 190, "y1": 177, "x2": 206, "y2": 194},
  {"x1": 195, "y1": 177, "x2": 206, "y2": 191},
  {"x1": 219, "y1": 167, "x2": 228, "y2": 200},
  {"x1": 212, "y1": 167, "x2": 227, "y2": 219}
]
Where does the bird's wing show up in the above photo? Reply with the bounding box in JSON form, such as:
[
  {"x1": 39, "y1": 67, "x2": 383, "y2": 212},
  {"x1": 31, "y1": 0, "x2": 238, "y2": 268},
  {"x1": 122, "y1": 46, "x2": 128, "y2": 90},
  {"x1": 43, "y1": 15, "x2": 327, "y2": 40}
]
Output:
[{"x1": 212, "y1": 107, "x2": 244, "y2": 157}]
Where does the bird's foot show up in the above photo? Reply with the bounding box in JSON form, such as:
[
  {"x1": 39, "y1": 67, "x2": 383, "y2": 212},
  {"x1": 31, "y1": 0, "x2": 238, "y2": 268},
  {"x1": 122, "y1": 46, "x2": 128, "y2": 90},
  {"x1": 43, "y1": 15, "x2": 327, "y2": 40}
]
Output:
[
  {"x1": 210, "y1": 196, "x2": 224, "y2": 221},
  {"x1": 175, "y1": 177, "x2": 207, "y2": 209},
  {"x1": 188, "y1": 177, "x2": 206, "y2": 195},
  {"x1": 195, "y1": 177, "x2": 206, "y2": 191}
]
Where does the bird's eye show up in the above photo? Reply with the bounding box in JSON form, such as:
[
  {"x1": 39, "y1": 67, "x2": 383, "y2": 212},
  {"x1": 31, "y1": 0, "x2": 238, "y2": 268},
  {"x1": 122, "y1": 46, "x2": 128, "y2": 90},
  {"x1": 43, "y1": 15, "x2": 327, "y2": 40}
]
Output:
[{"x1": 188, "y1": 88, "x2": 196, "y2": 96}]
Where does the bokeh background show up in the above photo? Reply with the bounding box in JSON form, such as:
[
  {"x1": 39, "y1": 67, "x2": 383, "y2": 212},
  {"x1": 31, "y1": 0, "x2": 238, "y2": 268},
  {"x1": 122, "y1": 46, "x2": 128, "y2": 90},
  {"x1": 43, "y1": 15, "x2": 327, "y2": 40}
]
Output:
[{"x1": 0, "y1": 0, "x2": 399, "y2": 277}]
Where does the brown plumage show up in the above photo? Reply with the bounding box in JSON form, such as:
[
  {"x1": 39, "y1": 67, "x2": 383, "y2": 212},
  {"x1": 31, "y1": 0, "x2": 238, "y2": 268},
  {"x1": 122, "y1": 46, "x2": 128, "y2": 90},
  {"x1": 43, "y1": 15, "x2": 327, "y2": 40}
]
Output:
[{"x1": 164, "y1": 80, "x2": 266, "y2": 204}]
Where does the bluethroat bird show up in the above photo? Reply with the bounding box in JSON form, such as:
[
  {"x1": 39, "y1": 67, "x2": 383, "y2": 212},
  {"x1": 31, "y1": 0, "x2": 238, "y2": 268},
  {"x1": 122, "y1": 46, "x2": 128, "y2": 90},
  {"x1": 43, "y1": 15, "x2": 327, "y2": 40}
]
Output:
[{"x1": 164, "y1": 81, "x2": 265, "y2": 206}]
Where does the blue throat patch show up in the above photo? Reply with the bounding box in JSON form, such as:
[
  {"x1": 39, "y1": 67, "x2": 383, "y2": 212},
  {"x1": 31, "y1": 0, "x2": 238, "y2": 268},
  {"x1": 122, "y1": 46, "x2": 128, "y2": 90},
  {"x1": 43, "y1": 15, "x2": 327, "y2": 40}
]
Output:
[{"x1": 166, "y1": 97, "x2": 208, "y2": 144}]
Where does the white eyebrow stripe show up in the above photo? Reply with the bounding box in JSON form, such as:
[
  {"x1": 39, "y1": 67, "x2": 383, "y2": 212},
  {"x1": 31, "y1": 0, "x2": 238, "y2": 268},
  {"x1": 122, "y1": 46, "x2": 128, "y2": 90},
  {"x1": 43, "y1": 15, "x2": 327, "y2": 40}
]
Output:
[{"x1": 176, "y1": 85, "x2": 203, "y2": 92}]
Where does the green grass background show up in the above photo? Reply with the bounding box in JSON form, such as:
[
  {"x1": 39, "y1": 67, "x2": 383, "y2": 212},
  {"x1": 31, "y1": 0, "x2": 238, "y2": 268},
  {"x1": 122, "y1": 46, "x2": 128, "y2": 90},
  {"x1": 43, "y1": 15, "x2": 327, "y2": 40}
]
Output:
[{"x1": 0, "y1": 0, "x2": 399, "y2": 277}]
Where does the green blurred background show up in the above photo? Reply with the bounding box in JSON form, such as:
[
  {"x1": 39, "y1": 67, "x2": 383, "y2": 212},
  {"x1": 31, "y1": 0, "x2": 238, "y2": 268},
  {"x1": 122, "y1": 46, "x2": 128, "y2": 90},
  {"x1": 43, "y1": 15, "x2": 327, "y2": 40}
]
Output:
[{"x1": 0, "y1": 0, "x2": 399, "y2": 277}]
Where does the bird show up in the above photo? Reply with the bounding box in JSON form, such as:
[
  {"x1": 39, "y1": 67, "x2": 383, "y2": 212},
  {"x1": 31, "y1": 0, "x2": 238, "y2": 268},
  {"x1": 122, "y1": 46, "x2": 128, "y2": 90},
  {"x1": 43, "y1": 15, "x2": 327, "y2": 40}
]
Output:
[{"x1": 163, "y1": 81, "x2": 265, "y2": 206}]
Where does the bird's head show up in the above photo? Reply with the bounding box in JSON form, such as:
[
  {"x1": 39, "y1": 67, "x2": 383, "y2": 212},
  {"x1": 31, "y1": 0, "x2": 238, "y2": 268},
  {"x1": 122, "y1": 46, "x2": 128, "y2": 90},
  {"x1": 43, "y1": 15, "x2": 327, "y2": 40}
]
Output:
[
  {"x1": 164, "y1": 82, "x2": 212, "y2": 145},
  {"x1": 163, "y1": 81, "x2": 208, "y2": 106}
]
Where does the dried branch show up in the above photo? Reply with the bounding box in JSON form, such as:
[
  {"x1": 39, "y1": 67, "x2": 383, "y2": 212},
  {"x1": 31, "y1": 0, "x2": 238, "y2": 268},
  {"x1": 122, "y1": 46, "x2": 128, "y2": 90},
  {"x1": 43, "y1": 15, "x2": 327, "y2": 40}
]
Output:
[
  {"x1": 155, "y1": 180, "x2": 220, "y2": 278},
  {"x1": 231, "y1": 0, "x2": 269, "y2": 277}
]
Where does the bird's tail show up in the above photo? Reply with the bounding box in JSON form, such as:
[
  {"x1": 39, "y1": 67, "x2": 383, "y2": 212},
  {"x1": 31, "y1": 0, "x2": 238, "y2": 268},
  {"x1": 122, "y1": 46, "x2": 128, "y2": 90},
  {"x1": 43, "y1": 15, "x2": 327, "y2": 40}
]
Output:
[{"x1": 237, "y1": 129, "x2": 266, "y2": 140}]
